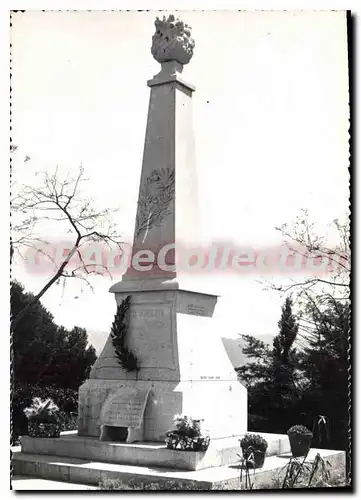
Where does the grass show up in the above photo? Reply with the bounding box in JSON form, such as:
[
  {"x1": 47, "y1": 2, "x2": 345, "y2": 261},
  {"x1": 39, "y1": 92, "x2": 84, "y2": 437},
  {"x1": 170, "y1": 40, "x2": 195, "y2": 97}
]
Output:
[
  {"x1": 99, "y1": 453, "x2": 347, "y2": 491},
  {"x1": 99, "y1": 478, "x2": 203, "y2": 490}
]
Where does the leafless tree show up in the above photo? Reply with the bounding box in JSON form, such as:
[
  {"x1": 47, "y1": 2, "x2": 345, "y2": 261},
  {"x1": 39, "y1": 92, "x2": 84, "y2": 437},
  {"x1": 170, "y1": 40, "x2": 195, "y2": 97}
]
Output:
[
  {"x1": 269, "y1": 209, "x2": 349, "y2": 297},
  {"x1": 11, "y1": 161, "x2": 123, "y2": 330},
  {"x1": 264, "y1": 209, "x2": 350, "y2": 346}
]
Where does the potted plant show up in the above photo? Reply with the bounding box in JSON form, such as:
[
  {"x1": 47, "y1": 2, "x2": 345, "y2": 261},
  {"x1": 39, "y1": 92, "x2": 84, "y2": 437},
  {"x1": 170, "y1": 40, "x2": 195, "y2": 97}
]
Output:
[
  {"x1": 240, "y1": 433, "x2": 268, "y2": 468},
  {"x1": 287, "y1": 425, "x2": 313, "y2": 457},
  {"x1": 165, "y1": 415, "x2": 210, "y2": 452},
  {"x1": 24, "y1": 397, "x2": 63, "y2": 438}
]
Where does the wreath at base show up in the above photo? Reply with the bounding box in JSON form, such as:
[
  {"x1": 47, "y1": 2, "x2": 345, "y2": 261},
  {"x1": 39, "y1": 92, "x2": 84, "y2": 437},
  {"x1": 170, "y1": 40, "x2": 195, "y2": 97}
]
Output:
[
  {"x1": 110, "y1": 295, "x2": 139, "y2": 372},
  {"x1": 165, "y1": 431, "x2": 210, "y2": 452}
]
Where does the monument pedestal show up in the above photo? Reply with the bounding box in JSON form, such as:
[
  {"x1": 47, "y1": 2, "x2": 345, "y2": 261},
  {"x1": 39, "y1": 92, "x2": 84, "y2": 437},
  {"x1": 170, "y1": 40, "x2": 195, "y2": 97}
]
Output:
[
  {"x1": 78, "y1": 284, "x2": 247, "y2": 441},
  {"x1": 79, "y1": 379, "x2": 247, "y2": 442}
]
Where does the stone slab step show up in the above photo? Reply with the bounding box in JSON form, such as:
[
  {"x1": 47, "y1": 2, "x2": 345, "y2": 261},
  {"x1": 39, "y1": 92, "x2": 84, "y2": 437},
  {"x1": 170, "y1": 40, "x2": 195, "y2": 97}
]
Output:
[
  {"x1": 19, "y1": 430, "x2": 291, "y2": 471},
  {"x1": 12, "y1": 448, "x2": 345, "y2": 490},
  {"x1": 11, "y1": 475, "x2": 97, "y2": 490}
]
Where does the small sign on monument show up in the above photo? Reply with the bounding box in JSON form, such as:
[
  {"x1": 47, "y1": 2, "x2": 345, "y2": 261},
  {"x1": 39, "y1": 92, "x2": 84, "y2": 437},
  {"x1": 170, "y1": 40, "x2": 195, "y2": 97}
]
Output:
[{"x1": 99, "y1": 388, "x2": 150, "y2": 443}]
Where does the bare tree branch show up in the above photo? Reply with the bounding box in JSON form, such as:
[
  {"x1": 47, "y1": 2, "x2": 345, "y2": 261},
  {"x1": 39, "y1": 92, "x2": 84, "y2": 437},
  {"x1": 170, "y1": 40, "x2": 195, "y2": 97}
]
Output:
[
  {"x1": 268, "y1": 210, "x2": 350, "y2": 298},
  {"x1": 11, "y1": 163, "x2": 125, "y2": 329}
]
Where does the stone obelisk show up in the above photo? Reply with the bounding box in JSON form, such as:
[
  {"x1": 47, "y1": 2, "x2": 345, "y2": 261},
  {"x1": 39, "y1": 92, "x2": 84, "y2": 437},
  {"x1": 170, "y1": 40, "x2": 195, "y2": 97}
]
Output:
[{"x1": 78, "y1": 15, "x2": 247, "y2": 441}]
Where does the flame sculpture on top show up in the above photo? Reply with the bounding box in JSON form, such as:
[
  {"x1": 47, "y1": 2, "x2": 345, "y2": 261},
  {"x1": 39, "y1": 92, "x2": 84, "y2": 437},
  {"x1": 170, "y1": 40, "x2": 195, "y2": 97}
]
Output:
[{"x1": 151, "y1": 14, "x2": 195, "y2": 65}]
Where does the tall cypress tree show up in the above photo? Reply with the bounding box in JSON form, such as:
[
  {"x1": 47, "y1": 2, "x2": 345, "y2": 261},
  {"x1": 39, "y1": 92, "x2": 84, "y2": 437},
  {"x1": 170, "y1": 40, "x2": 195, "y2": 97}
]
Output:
[
  {"x1": 301, "y1": 299, "x2": 349, "y2": 450},
  {"x1": 237, "y1": 297, "x2": 300, "y2": 433},
  {"x1": 272, "y1": 296, "x2": 299, "y2": 394}
]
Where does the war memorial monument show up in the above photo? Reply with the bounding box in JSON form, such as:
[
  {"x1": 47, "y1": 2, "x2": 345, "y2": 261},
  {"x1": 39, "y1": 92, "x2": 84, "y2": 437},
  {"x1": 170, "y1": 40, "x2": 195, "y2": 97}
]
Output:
[{"x1": 13, "y1": 14, "x2": 346, "y2": 490}]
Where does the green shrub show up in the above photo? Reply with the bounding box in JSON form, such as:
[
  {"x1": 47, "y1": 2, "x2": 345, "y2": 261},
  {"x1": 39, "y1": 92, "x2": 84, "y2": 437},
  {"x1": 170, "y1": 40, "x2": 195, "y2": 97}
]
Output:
[{"x1": 287, "y1": 425, "x2": 313, "y2": 436}]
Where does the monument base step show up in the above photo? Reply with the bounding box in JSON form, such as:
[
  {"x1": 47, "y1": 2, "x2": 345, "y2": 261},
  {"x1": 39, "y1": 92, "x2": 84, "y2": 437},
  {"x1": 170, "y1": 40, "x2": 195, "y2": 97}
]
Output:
[
  {"x1": 12, "y1": 448, "x2": 346, "y2": 490},
  {"x1": 19, "y1": 430, "x2": 291, "y2": 471},
  {"x1": 11, "y1": 475, "x2": 97, "y2": 490}
]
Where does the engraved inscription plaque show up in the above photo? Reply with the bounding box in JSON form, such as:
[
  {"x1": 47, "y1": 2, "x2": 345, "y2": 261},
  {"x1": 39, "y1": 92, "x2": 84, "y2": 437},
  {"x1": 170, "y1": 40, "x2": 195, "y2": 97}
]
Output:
[
  {"x1": 129, "y1": 304, "x2": 175, "y2": 370},
  {"x1": 187, "y1": 304, "x2": 206, "y2": 316},
  {"x1": 99, "y1": 388, "x2": 150, "y2": 443},
  {"x1": 177, "y1": 291, "x2": 217, "y2": 317}
]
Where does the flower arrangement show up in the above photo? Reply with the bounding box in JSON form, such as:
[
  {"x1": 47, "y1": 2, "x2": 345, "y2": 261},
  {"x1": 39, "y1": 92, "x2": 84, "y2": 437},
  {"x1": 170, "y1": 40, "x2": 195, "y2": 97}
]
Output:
[
  {"x1": 287, "y1": 425, "x2": 313, "y2": 457},
  {"x1": 24, "y1": 397, "x2": 63, "y2": 438},
  {"x1": 24, "y1": 397, "x2": 60, "y2": 422},
  {"x1": 165, "y1": 415, "x2": 210, "y2": 452},
  {"x1": 240, "y1": 433, "x2": 268, "y2": 468}
]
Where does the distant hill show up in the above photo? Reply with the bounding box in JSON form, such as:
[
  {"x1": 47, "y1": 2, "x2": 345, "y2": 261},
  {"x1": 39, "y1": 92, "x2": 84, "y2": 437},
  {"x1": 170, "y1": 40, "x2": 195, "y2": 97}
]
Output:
[
  {"x1": 87, "y1": 329, "x2": 109, "y2": 355},
  {"x1": 222, "y1": 334, "x2": 274, "y2": 369}
]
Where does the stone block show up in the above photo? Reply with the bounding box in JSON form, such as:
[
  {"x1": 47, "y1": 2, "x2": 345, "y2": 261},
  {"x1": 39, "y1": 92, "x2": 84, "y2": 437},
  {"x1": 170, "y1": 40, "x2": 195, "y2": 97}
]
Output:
[
  {"x1": 20, "y1": 431, "x2": 290, "y2": 472},
  {"x1": 12, "y1": 448, "x2": 346, "y2": 489}
]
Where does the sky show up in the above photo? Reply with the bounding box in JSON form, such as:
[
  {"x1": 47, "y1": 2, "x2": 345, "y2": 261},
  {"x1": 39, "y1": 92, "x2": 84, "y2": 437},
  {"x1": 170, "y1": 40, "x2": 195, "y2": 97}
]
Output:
[{"x1": 10, "y1": 10, "x2": 349, "y2": 351}]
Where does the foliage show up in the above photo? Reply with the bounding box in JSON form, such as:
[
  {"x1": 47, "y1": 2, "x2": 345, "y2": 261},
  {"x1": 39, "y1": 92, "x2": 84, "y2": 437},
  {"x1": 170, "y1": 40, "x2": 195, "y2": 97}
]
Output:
[
  {"x1": 257, "y1": 211, "x2": 350, "y2": 466},
  {"x1": 11, "y1": 281, "x2": 96, "y2": 442},
  {"x1": 165, "y1": 415, "x2": 210, "y2": 451},
  {"x1": 299, "y1": 298, "x2": 349, "y2": 451},
  {"x1": 23, "y1": 397, "x2": 61, "y2": 423},
  {"x1": 99, "y1": 478, "x2": 203, "y2": 490},
  {"x1": 272, "y1": 211, "x2": 350, "y2": 300},
  {"x1": 171, "y1": 414, "x2": 202, "y2": 438},
  {"x1": 238, "y1": 436, "x2": 267, "y2": 490},
  {"x1": 239, "y1": 460, "x2": 255, "y2": 490},
  {"x1": 240, "y1": 433, "x2": 268, "y2": 452},
  {"x1": 238, "y1": 434, "x2": 268, "y2": 476},
  {"x1": 288, "y1": 425, "x2": 313, "y2": 436},
  {"x1": 274, "y1": 453, "x2": 332, "y2": 489},
  {"x1": 269, "y1": 297, "x2": 301, "y2": 413},
  {"x1": 12, "y1": 384, "x2": 79, "y2": 443},
  {"x1": 237, "y1": 293, "x2": 349, "y2": 453},
  {"x1": 99, "y1": 469, "x2": 346, "y2": 491},
  {"x1": 235, "y1": 335, "x2": 272, "y2": 388},
  {"x1": 110, "y1": 295, "x2": 139, "y2": 372},
  {"x1": 237, "y1": 297, "x2": 302, "y2": 434},
  {"x1": 99, "y1": 479, "x2": 159, "y2": 490},
  {"x1": 11, "y1": 281, "x2": 97, "y2": 388},
  {"x1": 287, "y1": 425, "x2": 313, "y2": 458}
]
